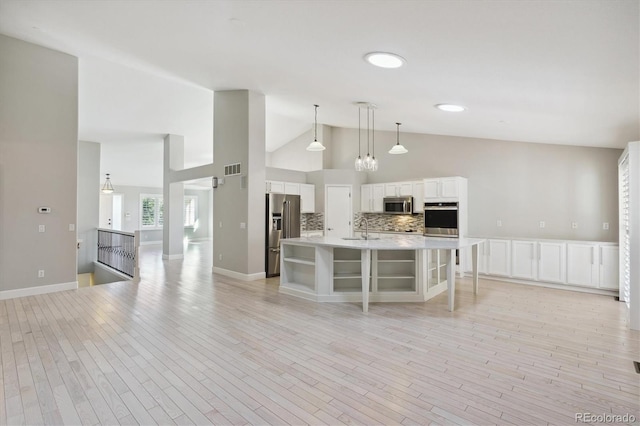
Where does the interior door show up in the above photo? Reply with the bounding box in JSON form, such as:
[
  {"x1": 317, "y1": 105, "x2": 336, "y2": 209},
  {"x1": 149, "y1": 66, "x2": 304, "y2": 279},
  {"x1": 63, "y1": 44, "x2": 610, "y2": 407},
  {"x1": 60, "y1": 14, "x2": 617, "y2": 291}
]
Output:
[
  {"x1": 325, "y1": 185, "x2": 352, "y2": 238},
  {"x1": 99, "y1": 194, "x2": 113, "y2": 229}
]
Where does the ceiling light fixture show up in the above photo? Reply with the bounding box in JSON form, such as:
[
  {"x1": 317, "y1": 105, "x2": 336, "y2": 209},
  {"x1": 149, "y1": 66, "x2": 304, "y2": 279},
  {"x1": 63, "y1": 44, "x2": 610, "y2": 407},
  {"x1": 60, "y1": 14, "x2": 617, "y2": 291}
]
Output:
[
  {"x1": 435, "y1": 103, "x2": 466, "y2": 112},
  {"x1": 364, "y1": 52, "x2": 405, "y2": 69},
  {"x1": 389, "y1": 122, "x2": 408, "y2": 154},
  {"x1": 355, "y1": 102, "x2": 378, "y2": 172},
  {"x1": 101, "y1": 173, "x2": 114, "y2": 193},
  {"x1": 306, "y1": 104, "x2": 326, "y2": 151}
]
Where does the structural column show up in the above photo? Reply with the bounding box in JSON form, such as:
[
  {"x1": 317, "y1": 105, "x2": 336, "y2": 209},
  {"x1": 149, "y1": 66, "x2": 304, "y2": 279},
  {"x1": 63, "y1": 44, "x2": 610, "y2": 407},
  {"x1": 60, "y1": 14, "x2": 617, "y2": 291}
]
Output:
[
  {"x1": 163, "y1": 134, "x2": 185, "y2": 260},
  {"x1": 212, "y1": 90, "x2": 266, "y2": 279}
]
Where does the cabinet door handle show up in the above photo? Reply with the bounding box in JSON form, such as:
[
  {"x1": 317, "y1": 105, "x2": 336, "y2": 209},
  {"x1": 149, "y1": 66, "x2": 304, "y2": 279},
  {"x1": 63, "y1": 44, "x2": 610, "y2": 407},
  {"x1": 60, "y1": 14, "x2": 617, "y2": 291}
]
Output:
[
  {"x1": 599, "y1": 246, "x2": 602, "y2": 265},
  {"x1": 538, "y1": 243, "x2": 541, "y2": 261}
]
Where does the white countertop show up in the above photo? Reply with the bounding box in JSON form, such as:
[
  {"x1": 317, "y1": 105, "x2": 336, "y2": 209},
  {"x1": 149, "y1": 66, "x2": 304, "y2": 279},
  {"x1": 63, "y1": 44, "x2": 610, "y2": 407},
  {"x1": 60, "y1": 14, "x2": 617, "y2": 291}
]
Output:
[{"x1": 282, "y1": 235, "x2": 484, "y2": 250}]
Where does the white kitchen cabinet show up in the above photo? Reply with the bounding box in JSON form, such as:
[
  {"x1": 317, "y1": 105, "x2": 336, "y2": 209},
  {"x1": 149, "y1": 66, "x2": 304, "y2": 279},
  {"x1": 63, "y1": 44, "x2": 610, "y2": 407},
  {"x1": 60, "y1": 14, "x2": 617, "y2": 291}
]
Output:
[
  {"x1": 385, "y1": 182, "x2": 413, "y2": 197},
  {"x1": 487, "y1": 239, "x2": 511, "y2": 277},
  {"x1": 567, "y1": 243, "x2": 599, "y2": 287},
  {"x1": 412, "y1": 181, "x2": 424, "y2": 213},
  {"x1": 266, "y1": 180, "x2": 285, "y2": 193},
  {"x1": 300, "y1": 184, "x2": 315, "y2": 213},
  {"x1": 511, "y1": 240, "x2": 536, "y2": 280},
  {"x1": 598, "y1": 246, "x2": 619, "y2": 290},
  {"x1": 538, "y1": 242, "x2": 566, "y2": 284},
  {"x1": 360, "y1": 184, "x2": 384, "y2": 213},
  {"x1": 284, "y1": 182, "x2": 300, "y2": 195},
  {"x1": 423, "y1": 176, "x2": 467, "y2": 201}
]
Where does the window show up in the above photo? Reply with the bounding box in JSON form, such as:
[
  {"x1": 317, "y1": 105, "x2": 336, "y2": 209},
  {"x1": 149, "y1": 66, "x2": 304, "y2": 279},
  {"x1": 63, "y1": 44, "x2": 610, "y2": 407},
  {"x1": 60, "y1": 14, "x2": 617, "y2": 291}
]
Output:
[
  {"x1": 140, "y1": 194, "x2": 197, "y2": 228},
  {"x1": 141, "y1": 194, "x2": 163, "y2": 228},
  {"x1": 184, "y1": 196, "x2": 197, "y2": 227}
]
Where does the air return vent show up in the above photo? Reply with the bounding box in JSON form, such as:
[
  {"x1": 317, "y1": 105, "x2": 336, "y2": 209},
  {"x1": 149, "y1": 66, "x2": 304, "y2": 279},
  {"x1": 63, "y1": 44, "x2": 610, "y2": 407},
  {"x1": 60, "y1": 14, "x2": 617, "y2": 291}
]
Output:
[{"x1": 224, "y1": 163, "x2": 241, "y2": 177}]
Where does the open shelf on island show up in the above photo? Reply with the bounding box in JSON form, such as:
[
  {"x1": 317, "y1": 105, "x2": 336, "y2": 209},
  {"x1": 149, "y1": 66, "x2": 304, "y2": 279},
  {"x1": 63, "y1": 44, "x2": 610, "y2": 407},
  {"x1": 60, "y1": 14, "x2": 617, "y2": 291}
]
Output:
[{"x1": 284, "y1": 257, "x2": 315, "y2": 266}]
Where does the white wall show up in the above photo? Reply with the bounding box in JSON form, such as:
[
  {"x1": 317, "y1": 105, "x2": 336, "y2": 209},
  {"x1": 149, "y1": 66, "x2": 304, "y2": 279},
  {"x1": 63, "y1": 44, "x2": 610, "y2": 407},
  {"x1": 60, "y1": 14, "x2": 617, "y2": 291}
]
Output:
[
  {"x1": 0, "y1": 35, "x2": 78, "y2": 292},
  {"x1": 78, "y1": 141, "x2": 100, "y2": 273},
  {"x1": 329, "y1": 127, "x2": 621, "y2": 241},
  {"x1": 266, "y1": 167, "x2": 307, "y2": 183},
  {"x1": 112, "y1": 185, "x2": 211, "y2": 243}
]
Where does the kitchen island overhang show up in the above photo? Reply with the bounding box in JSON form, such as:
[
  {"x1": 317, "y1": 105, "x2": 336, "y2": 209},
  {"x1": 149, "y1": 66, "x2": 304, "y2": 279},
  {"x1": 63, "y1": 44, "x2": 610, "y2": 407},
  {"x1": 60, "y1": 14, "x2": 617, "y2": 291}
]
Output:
[{"x1": 279, "y1": 235, "x2": 484, "y2": 312}]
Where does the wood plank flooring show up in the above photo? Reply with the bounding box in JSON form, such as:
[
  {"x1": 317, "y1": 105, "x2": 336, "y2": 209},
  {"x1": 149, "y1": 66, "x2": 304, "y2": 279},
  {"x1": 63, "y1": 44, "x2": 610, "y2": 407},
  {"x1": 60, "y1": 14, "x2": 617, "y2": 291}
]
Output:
[{"x1": 1, "y1": 240, "x2": 638, "y2": 425}]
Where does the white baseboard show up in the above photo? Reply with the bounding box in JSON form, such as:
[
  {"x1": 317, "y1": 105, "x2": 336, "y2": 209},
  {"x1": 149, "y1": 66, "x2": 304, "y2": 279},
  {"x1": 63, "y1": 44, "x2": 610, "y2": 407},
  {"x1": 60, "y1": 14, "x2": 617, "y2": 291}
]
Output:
[
  {"x1": 162, "y1": 253, "x2": 184, "y2": 260},
  {"x1": 212, "y1": 267, "x2": 266, "y2": 281},
  {"x1": 461, "y1": 272, "x2": 618, "y2": 296},
  {"x1": 0, "y1": 281, "x2": 78, "y2": 300}
]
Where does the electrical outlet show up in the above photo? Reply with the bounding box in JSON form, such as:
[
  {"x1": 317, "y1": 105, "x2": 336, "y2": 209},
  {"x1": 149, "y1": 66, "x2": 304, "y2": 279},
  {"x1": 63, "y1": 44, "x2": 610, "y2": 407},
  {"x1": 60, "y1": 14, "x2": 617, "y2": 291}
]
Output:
[
  {"x1": 38, "y1": 225, "x2": 45, "y2": 233},
  {"x1": 219, "y1": 221, "x2": 223, "y2": 228},
  {"x1": 69, "y1": 224, "x2": 75, "y2": 231},
  {"x1": 571, "y1": 222, "x2": 578, "y2": 229},
  {"x1": 218, "y1": 254, "x2": 223, "y2": 260},
  {"x1": 240, "y1": 222, "x2": 246, "y2": 229},
  {"x1": 496, "y1": 220, "x2": 502, "y2": 227},
  {"x1": 38, "y1": 270, "x2": 44, "y2": 278},
  {"x1": 539, "y1": 221, "x2": 545, "y2": 228},
  {"x1": 603, "y1": 222, "x2": 609, "y2": 230}
]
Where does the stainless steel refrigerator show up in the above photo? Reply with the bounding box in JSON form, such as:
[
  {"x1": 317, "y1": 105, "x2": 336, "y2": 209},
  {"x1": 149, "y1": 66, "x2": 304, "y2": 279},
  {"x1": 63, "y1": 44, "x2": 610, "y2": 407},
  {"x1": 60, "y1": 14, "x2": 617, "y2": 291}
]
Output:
[{"x1": 266, "y1": 193, "x2": 301, "y2": 277}]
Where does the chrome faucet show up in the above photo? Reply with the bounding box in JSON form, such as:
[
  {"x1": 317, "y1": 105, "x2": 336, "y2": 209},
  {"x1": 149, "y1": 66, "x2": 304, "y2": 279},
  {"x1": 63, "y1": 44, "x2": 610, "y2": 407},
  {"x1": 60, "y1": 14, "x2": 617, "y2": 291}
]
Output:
[{"x1": 360, "y1": 217, "x2": 370, "y2": 240}]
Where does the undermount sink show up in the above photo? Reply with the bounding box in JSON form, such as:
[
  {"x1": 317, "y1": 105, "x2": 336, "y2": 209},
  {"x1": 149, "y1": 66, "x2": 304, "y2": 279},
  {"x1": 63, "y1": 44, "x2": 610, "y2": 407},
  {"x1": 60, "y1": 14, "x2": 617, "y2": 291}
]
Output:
[{"x1": 341, "y1": 237, "x2": 380, "y2": 240}]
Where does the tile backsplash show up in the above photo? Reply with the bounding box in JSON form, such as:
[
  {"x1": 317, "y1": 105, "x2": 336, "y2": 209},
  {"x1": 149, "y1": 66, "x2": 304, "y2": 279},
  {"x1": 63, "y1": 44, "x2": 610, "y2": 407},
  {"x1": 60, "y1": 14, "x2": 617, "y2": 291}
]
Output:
[
  {"x1": 302, "y1": 212, "x2": 423, "y2": 233},
  {"x1": 302, "y1": 213, "x2": 324, "y2": 231},
  {"x1": 355, "y1": 212, "x2": 423, "y2": 232}
]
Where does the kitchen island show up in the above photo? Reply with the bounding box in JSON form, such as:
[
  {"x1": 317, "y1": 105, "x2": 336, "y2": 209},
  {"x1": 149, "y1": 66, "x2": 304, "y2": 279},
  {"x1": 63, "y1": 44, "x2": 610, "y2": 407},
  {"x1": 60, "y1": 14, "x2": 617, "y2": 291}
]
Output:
[{"x1": 279, "y1": 235, "x2": 484, "y2": 312}]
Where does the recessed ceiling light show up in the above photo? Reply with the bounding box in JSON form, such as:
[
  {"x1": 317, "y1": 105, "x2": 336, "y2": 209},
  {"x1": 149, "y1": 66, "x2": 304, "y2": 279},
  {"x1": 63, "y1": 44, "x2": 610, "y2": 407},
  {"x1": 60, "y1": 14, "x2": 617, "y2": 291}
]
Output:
[
  {"x1": 364, "y1": 52, "x2": 405, "y2": 69},
  {"x1": 435, "y1": 104, "x2": 466, "y2": 112}
]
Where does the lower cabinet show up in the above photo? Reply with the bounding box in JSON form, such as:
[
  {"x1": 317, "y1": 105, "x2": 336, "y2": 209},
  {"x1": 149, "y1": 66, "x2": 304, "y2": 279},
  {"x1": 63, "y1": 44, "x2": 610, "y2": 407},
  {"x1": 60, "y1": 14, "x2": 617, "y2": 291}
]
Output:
[
  {"x1": 460, "y1": 238, "x2": 617, "y2": 293},
  {"x1": 487, "y1": 239, "x2": 511, "y2": 276},
  {"x1": 537, "y1": 242, "x2": 566, "y2": 283},
  {"x1": 511, "y1": 240, "x2": 536, "y2": 280},
  {"x1": 598, "y1": 246, "x2": 619, "y2": 290},
  {"x1": 567, "y1": 243, "x2": 599, "y2": 287}
]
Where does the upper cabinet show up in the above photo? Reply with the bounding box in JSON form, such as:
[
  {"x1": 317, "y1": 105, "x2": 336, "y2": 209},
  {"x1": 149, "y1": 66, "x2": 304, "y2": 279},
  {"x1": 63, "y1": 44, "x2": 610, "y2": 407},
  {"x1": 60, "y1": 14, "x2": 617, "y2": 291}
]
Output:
[
  {"x1": 361, "y1": 184, "x2": 384, "y2": 213},
  {"x1": 266, "y1": 180, "x2": 285, "y2": 193},
  {"x1": 266, "y1": 180, "x2": 315, "y2": 213},
  {"x1": 300, "y1": 184, "x2": 315, "y2": 213},
  {"x1": 423, "y1": 176, "x2": 467, "y2": 201},
  {"x1": 384, "y1": 182, "x2": 413, "y2": 197},
  {"x1": 411, "y1": 181, "x2": 423, "y2": 213}
]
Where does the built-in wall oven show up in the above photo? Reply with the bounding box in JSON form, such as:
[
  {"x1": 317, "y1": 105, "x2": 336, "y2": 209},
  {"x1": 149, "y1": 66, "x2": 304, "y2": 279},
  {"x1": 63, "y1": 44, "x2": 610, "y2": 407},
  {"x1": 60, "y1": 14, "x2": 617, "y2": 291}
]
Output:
[{"x1": 424, "y1": 202, "x2": 459, "y2": 237}]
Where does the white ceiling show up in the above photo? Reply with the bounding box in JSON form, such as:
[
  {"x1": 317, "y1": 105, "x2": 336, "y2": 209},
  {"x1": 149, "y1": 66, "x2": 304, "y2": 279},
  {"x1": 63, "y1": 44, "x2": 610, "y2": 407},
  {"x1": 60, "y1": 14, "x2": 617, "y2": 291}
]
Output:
[{"x1": 0, "y1": 0, "x2": 638, "y2": 185}]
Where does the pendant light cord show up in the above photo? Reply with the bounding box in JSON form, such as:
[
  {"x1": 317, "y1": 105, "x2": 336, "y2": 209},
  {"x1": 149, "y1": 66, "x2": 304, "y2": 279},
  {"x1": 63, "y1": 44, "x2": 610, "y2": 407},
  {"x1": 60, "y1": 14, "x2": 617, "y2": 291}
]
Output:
[
  {"x1": 314, "y1": 104, "x2": 319, "y2": 141},
  {"x1": 372, "y1": 107, "x2": 375, "y2": 156},
  {"x1": 358, "y1": 107, "x2": 361, "y2": 156},
  {"x1": 366, "y1": 106, "x2": 370, "y2": 155},
  {"x1": 396, "y1": 122, "x2": 400, "y2": 144}
]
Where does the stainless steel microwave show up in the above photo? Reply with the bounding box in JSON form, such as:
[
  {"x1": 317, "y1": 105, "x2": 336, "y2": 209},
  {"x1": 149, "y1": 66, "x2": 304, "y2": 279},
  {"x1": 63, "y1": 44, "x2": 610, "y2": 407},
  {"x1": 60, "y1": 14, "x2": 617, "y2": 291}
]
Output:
[
  {"x1": 383, "y1": 196, "x2": 413, "y2": 214},
  {"x1": 424, "y1": 202, "x2": 459, "y2": 237}
]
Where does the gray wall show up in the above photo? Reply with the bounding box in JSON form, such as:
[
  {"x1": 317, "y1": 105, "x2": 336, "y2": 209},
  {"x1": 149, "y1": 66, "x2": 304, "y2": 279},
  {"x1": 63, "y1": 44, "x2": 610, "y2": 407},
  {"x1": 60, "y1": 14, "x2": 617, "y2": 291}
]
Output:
[
  {"x1": 78, "y1": 141, "x2": 100, "y2": 273},
  {"x1": 0, "y1": 35, "x2": 78, "y2": 291},
  {"x1": 114, "y1": 185, "x2": 211, "y2": 243},
  {"x1": 267, "y1": 125, "x2": 332, "y2": 171},
  {"x1": 213, "y1": 90, "x2": 266, "y2": 276},
  {"x1": 266, "y1": 167, "x2": 307, "y2": 183},
  {"x1": 330, "y1": 127, "x2": 621, "y2": 241}
]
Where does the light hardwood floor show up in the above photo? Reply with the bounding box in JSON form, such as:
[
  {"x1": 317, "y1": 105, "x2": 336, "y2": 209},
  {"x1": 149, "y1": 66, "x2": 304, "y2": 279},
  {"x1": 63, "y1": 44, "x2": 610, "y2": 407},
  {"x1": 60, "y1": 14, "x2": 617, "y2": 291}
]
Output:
[{"x1": 1, "y1": 241, "x2": 638, "y2": 425}]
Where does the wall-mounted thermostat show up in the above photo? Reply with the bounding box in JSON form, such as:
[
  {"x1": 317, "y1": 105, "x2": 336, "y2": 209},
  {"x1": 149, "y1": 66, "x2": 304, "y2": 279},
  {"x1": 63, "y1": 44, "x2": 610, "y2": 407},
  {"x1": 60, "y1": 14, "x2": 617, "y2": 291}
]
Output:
[{"x1": 38, "y1": 207, "x2": 51, "y2": 214}]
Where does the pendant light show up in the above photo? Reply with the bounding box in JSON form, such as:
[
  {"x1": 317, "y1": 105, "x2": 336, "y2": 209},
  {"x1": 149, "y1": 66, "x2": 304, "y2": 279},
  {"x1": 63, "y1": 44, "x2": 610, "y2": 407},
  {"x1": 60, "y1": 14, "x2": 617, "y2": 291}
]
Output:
[
  {"x1": 389, "y1": 122, "x2": 408, "y2": 154},
  {"x1": 354, "y1": 102, "x2": 378, "y2": 172},
  {"x1": 101, "y1": 173, "x2": 114, "y2": 193},
  {"x1": 354, "y1": 106, "x2": 364, "y2": 171},
  {"x1": 370, "y1": 107, "x2": 378, "y2": 171},
  {"x1": 306, "y1": 104, "x2": 326, "y2": 151}
]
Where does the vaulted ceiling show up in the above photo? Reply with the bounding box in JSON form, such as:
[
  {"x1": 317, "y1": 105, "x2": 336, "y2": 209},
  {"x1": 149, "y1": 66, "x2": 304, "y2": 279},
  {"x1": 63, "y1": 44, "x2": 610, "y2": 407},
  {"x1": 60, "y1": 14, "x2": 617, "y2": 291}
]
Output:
[{"x1": 1, "y1": 0, "x2": 638, "y2": 185}]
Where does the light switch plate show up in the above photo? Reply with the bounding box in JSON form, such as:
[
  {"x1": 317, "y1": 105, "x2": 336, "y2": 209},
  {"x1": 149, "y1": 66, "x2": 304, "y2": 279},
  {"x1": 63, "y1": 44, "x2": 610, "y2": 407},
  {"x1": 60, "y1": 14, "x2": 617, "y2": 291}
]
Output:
[
  {"x1": 603, "y1": 222, "x2": 609, "y2": 230},
  {"x1": 496, "y1": 220, "x2": 502, "y2": 227},
  {"x1": 69, "y1": 224, "x2": 75, "y2": 231},
  {"x1": 571, "y1": 222, "x2": 578, "y2": 229},
  {"x1": 38, "y1": 225, "x2": 45, "y2": 233},
  {"x1": 539, "y1": 221, "x2": 545, "y2": 228}
]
